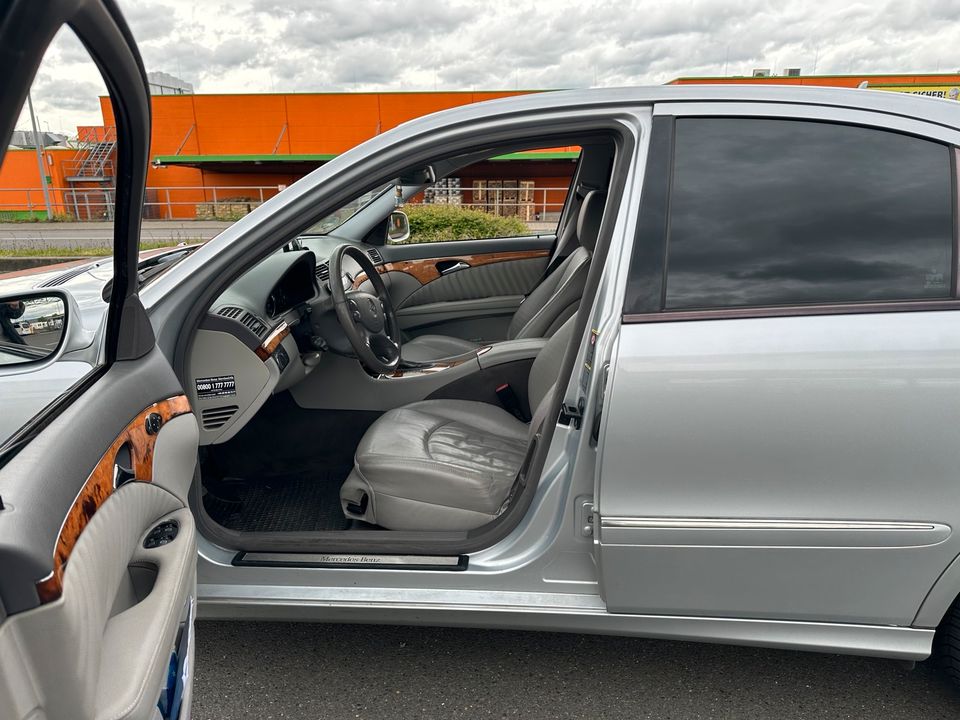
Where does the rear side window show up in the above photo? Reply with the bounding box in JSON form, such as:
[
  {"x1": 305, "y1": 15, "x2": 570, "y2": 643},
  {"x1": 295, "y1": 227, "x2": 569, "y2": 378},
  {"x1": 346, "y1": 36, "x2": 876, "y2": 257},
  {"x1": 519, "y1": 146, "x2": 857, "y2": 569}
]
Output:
[{"x1": 664, "y1": 118, "x2": 954, "y2": 310}]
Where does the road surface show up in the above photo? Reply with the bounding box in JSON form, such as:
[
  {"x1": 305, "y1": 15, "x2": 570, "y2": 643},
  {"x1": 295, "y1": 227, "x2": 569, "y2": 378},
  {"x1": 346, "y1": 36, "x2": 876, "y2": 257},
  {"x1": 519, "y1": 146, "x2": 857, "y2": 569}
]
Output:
[
  {"x1": 192, "y1": 621, "x2": 960, "y2": 719},
  {"x1": 0, "y1": 220, "x2": 230, "y2": 252}
]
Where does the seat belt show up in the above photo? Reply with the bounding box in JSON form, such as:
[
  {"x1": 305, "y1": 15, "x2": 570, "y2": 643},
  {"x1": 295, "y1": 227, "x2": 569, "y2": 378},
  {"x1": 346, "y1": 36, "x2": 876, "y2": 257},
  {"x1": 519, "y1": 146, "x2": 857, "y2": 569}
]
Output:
[{"x1": 495, "y1": 383, "x2": 529, "y2": 422}]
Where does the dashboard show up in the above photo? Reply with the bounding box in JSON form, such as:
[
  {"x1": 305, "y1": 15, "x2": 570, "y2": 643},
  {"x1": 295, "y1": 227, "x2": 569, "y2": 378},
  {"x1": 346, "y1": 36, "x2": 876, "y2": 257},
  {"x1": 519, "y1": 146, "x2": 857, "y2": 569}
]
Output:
[{"x1": 187, "y1": 238, "x2": 383, "y2": 445}]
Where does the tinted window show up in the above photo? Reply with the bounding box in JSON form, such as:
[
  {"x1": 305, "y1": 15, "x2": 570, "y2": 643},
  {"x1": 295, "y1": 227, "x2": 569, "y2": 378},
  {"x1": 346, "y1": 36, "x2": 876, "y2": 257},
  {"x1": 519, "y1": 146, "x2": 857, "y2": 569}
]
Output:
[{"x1": 664, "y1": 118, "x2": 954, "y2": 309}]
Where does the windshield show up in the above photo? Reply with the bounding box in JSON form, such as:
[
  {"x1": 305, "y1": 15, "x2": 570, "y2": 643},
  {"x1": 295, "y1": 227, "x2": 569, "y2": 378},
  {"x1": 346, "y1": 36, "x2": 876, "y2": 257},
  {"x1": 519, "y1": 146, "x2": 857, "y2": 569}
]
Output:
[{"x1": 303, "y1": 181, "x2": 395, "y2": 235}]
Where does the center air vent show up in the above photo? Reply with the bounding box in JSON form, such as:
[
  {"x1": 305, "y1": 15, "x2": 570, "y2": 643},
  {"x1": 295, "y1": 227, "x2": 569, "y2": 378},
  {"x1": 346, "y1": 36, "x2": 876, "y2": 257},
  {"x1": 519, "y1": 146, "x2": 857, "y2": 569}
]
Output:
[
  {"x1": 315, "y1": 262, "x2": 330, "y2": 282},
  {"x1": 367, "y1": 248, "x2": 383, "y2": 264},
  {"x1": 201, "y1": 405, "x2": 238, "y2": 431},
  {"x1": 240, "y1": 312, "x2": 267, "y2": 338}
]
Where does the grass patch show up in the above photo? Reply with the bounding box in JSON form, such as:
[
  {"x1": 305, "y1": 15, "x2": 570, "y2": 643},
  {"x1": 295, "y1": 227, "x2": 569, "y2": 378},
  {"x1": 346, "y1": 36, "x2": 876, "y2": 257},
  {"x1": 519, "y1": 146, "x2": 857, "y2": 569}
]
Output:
[
  {"x1": 0, "y1": 240, "x2": 200, "y2": 258},
  {"x1": 0, "y1": 212, "x2": 74, "y2": 223}
]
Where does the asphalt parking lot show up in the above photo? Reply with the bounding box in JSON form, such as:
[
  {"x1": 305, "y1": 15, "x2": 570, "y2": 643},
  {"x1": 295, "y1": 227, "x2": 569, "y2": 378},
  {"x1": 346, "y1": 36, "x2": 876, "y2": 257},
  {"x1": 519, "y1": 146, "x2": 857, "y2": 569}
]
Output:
[{"x1": 193, "y1": 621, "x2": 960, "y2": 719}]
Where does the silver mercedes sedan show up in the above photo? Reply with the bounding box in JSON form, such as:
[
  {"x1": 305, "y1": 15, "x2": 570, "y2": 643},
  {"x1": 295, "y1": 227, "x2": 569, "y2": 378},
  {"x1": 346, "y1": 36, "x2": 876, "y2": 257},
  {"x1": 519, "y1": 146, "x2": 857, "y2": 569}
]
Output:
[{"x1": 2, "y1": 2, "x2": 960, "y2": 718}]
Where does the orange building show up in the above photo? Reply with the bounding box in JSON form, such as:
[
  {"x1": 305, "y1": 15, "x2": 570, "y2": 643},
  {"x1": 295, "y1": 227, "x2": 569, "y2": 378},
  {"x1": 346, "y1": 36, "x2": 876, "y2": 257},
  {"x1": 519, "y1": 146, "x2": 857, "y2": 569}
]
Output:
[
  {"x1": 0, "y1": 90, "x2": 584, "y2": 221},
  {"x1": 4, "y1": 75, "x2": 957, "y2": 221}
]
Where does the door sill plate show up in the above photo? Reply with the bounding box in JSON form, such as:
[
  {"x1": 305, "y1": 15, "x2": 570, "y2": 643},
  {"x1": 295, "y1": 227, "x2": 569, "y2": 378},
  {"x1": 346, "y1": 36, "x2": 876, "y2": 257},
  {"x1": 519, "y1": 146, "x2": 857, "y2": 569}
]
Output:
[{"x1": 234, "y1": 551, "x2": 468, "y2": 570}]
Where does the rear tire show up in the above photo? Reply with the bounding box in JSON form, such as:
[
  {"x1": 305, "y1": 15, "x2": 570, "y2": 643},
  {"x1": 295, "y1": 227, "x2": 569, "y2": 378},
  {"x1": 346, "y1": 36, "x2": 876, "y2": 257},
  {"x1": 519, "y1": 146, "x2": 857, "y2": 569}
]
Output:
[{"x1": 935, "y1": 596, "x2": 960, "y2": 684}]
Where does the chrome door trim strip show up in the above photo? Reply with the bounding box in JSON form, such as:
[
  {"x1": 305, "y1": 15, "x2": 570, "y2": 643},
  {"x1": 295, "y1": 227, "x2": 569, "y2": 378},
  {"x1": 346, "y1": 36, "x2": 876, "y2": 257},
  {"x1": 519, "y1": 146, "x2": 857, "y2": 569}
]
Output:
[
  {"x1": 235, "y1": 552, "x2": 467, "y2": 570},
  {"x1": 601, "y1": 517, "x2": 945, "y2": 532}
]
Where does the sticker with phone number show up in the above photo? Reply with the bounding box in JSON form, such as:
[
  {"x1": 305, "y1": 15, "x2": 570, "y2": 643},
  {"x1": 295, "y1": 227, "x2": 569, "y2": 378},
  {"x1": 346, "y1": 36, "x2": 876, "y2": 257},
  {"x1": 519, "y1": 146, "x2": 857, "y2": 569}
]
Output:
[{"x1": 195, "y1": 375, "x2": 236, "y2": 398}]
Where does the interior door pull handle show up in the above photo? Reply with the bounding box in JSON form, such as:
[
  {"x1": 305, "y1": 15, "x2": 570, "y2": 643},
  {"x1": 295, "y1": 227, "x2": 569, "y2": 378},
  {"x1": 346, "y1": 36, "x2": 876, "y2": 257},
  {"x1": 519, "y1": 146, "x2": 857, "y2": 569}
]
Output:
[{"x1": 438, "y1": 261, "x2": 470, "y2": 275}]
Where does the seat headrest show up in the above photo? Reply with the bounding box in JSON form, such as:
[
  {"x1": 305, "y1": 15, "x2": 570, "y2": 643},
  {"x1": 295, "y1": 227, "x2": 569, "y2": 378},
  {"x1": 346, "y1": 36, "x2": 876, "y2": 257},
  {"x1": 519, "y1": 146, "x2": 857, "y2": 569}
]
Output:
[{"x1": 576, "y1": 190, "x2": 606, "y2": 253}]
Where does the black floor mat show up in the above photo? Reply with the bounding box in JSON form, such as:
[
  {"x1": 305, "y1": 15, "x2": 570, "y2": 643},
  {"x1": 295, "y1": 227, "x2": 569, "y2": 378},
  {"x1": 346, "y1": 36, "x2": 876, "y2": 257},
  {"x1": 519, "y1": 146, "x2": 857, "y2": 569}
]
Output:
[
  {"x1": 203, "y1": 471, "x2": 351, "y2": 533},
  {"x1": 200, "y1": 392, "x2": 382, "y2": 534}
]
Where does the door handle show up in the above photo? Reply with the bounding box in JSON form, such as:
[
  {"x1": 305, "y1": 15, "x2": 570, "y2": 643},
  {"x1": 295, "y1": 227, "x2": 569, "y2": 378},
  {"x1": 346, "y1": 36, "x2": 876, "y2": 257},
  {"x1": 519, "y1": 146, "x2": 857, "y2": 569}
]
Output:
[{"x1": 437, "y1": 260, "x2": 470, "y2": 275}]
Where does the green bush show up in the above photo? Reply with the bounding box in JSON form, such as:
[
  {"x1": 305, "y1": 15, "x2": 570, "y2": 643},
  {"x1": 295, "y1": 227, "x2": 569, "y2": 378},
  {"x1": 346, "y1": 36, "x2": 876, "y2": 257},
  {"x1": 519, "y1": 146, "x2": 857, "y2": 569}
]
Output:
[{"x1": 401, "y1": 204, "x2": 529, "y2": 244}]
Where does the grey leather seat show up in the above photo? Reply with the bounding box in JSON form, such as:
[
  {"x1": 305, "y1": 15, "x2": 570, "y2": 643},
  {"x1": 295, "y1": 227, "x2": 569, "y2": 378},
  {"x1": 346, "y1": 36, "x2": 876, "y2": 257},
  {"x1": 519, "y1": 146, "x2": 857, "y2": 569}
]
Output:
[
  {"x1": 340, "y1": 318, "x2": 574, "y2": 531},
  {"x1": 401, "y1": 190, "x2": 605, "y2": 363}
]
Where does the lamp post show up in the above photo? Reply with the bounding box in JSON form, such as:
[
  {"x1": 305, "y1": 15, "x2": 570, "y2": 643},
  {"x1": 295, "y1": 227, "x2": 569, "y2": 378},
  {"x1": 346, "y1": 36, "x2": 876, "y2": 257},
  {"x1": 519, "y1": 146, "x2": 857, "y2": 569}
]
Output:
[{"x1": 26, "y1": 91, "x2": 53, "y2": 220}]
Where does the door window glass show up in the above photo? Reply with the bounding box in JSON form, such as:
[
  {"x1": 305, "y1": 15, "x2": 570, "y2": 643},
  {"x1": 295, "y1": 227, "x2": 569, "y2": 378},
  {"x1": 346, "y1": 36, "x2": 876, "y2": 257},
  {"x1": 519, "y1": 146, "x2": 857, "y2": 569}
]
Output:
[
  {"x1": 392, "y1": 146, "x2": 580, "y2": 243},
  {"x1": 0, "y1": 27, "x2": 119, "y2": 447},
  {"x1": 664, "y1": 118, "x2": 954, "y2": 309}
]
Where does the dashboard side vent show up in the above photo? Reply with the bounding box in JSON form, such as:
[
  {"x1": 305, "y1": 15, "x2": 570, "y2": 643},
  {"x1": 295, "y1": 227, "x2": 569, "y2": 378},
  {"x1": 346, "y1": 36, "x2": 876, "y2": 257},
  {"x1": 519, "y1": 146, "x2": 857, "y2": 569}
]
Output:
[
  {"x1": 201, "y1": 405, "x2": 238, "y2": 431},
  {"x1": 367, "y1": 248, "x2": 383, "y2": 264},
  {"x1": 240, "y1": 312, "x2": 267, "y2": 338},
  {"x1": 217, "y1": 306, "x2": 244, "y2": 320},
  {"x1": 315, "y1": 262, "x2": 330, "y2": 282}
]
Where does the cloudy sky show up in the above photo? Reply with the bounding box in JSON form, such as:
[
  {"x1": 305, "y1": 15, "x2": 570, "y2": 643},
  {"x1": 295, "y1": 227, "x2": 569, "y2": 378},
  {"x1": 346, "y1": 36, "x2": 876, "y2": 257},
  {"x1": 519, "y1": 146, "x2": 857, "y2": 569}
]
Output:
[{"x1": 18, "y1": 0, "x2": 960, "y2": 136}]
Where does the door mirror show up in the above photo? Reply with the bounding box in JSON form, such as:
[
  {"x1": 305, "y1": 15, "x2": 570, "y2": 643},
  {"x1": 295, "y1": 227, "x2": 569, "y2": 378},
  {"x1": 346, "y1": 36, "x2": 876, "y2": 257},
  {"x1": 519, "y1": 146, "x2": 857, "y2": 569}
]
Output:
[
  {"x1": 387, "y1": 210, "x2": 411, "y2": 244},
  {"x1": 0, "y1": 291, "x2": 68, "y2": 366}
]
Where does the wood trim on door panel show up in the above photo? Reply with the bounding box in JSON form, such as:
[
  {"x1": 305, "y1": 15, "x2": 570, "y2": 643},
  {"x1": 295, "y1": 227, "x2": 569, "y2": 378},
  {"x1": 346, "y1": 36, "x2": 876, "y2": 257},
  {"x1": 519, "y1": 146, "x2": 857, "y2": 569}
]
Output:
[
  {"x1": 35, "y1": 395, "x2": 193, "y2": 604},
  {"x1": 353, "y1": 249, "x2": 549, "y2": 288}
]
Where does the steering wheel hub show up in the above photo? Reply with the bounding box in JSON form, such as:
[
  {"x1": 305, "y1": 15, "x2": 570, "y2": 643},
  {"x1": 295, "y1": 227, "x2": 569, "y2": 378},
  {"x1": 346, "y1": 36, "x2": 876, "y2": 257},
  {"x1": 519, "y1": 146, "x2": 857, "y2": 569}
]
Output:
[{"x1": 348, "y1": 292, "x2": 385, "y2": 333}]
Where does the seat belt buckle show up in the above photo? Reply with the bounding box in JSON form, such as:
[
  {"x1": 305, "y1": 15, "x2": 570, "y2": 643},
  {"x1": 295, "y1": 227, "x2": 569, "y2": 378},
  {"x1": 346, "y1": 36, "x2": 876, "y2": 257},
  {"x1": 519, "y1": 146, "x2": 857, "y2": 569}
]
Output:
[{"x1": 495, "y1": 383, "x2": 529, "y2": 422}]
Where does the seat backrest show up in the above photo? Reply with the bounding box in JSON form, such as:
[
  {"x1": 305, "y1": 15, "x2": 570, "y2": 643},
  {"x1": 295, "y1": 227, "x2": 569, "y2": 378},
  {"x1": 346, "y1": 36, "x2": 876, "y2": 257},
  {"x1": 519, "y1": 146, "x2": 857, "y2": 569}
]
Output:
[
  {"x1": 507, "y1": 190, "x2": 606, "y2": 341},
  {"x1": 527, "y1": 315, "x2": 576, "y2": 415}
]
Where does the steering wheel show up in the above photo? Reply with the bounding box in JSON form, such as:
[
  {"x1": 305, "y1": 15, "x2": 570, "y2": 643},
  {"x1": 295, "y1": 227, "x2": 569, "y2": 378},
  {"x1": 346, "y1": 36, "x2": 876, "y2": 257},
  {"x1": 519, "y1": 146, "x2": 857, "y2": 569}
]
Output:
[{"x1": 327, "y1": 244, "x2": 401, "y2": 374}]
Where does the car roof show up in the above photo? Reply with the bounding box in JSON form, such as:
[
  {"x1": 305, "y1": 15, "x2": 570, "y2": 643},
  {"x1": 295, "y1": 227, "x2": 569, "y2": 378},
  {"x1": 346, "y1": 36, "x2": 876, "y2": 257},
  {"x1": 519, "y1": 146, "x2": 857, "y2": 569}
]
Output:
[{"x1": 393, "y1": 84, "x2": 960, "y2": 135}]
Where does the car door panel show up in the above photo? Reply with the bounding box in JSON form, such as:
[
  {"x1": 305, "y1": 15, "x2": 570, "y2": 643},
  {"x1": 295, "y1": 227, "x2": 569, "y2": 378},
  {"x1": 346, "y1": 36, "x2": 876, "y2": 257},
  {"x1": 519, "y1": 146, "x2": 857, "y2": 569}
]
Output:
[
  {"x1": 0, "y1": 350, "x2": 199, "y2": 720},
  {"x1": 597, "y1": 312, "x2": 960, "y2": 626},
  {"x1": 0, "y1": 2, "x2": 199, "y2": 718},
  {"x1": 395, "y1": 295, "x2": 527, "y2": 335},
  {"x1": 376, "y1": 236, "x2": 552, "y2": 340}
]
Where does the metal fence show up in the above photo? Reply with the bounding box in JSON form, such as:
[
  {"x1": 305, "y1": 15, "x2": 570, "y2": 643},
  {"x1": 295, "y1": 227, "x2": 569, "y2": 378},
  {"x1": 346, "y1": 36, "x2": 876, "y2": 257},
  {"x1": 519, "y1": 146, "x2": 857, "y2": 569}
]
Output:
[
  {"x1": 0, "y1": 184, "x2": 570, "y2": 222},
  {"x1": 0, "y1": 185, "x2": 287, "y2": 222}
]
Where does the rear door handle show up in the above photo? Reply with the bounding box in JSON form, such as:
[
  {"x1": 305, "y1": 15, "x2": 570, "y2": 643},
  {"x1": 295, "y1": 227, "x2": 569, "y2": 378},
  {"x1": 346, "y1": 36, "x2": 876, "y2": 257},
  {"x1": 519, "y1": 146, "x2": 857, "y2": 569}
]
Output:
[{"x1": 437, "y1": 260, "x2": 470, "y2": 275}]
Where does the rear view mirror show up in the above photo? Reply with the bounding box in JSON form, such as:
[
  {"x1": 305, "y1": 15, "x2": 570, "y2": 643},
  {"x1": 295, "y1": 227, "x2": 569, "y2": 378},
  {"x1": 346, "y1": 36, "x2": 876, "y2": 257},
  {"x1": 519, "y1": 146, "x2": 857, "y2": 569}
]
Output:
[
  {"x1": 387, "y1": 210, "x2": 411, "y2": 244},
  {"x1": 0, "y1": 292, "x2": 67, "y2": 366}
]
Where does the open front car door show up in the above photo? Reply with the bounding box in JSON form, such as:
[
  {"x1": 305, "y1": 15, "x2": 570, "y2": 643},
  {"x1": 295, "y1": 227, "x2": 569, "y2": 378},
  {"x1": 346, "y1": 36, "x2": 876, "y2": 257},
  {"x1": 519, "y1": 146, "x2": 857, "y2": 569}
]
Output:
[{"x1": 0, "y1": 2, "x2": 200, "y2": 719}]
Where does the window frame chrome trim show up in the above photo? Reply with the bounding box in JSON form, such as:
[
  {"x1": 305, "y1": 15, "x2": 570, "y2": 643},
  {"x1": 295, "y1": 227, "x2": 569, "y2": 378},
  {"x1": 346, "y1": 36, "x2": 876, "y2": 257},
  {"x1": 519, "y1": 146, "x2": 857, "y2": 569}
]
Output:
[{"x1": 623, "y1": 298, "x2": 960, "y2": 324}]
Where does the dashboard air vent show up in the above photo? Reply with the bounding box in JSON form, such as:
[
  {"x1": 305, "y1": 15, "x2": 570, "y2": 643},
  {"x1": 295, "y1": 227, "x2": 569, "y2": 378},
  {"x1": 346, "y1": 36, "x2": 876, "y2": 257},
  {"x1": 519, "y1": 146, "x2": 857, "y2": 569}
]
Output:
[
  {"x1": 201, "y1": 405, "x2": 238, "y2": 431},
  {"x1": 367, "y1": 248, "x2": 383, "y2": 264},
  {"x1": 217, "y1": 306, "x2": 244, "y2": 320},
  {"x1": 315, "y1": 262, "x2": 330, "y2": 282},
  {"x1": 240, "y1": 312, "x2": 267, "y2": 338}
]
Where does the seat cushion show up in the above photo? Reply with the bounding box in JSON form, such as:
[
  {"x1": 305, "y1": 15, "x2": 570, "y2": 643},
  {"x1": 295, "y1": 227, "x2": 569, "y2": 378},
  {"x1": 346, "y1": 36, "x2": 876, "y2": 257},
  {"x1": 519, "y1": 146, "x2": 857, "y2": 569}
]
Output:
[
  {"x1": 340, "y1": 400, "x2": 529, "y2": 530},
  {"x1": 401, "y1": 334, "x2": 481, "y2": 363}
]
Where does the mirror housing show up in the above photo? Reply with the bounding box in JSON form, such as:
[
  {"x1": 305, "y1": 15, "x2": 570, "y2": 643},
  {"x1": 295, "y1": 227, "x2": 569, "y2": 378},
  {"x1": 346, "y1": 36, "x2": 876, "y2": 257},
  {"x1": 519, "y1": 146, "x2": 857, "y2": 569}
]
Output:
[{"x1": 387, "y1": 210, "x2": 411, "y2": 244}]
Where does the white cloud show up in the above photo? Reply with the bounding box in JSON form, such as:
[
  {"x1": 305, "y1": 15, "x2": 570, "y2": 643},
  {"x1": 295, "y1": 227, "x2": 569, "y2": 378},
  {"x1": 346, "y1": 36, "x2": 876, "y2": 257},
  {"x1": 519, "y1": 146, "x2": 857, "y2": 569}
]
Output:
[{"x1": 13, "y1": 0, "x2": 960, "y2": 136}]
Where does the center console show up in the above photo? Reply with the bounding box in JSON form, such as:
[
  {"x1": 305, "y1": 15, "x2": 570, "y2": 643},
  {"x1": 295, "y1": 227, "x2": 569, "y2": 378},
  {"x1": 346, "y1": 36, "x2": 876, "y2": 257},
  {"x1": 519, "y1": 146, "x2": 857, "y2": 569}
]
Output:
[{"x1": 289, "y1": 336, "x2": 549, "y2": 413}]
